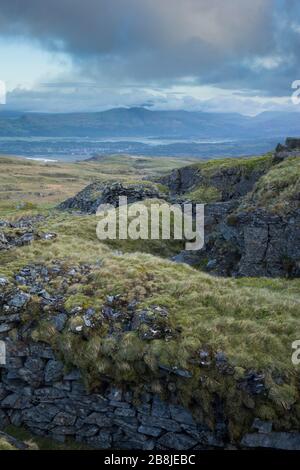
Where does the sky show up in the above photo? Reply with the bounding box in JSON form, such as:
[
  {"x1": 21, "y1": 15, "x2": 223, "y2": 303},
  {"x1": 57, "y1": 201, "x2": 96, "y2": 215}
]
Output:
[{"x1": 0, "y1": 0, "x2": 300, "y2": 115}]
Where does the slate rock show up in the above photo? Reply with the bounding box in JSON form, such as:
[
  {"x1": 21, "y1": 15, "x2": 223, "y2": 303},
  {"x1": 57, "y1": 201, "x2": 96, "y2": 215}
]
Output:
[
  {"x1": 138, "y1": 425, "x2": 162, "y2": 437},
  {"x1": 45, "y1": 360, "x2": 64, "y2": 383},
  {"x1": 252, "y1": 418, "x2": 272, "y2": 434},
  {"x1": 151, "y1": 395, "x2": 170, "y2": 419},
  {"x1": 158, "y1": 432, "x2": 197, "y2": 450},
  {"x1": 241, "y1": 432, "x2": 300, "y2": 450},
  {"x1": 50, "y1": 313, "x2": 68, "y2": 332},
  {"x1": 138, "y1": 413, "x2": 181, "y2": 432},
  {"x1": 87, "y1": 431, "x2": 112, "y2": 449},
  {"x1": 63, "y1": 369, "x2": 82, "y2": 381},
  {"x1": 8, "y1": 292, "x2": 30, "y2": 308},
  {"x1": 84, "y1": 412, "x2": 111, "y2": 427},
  {"x1": 53, "y1": 411, "x2": 77, "y2": 426},
  {"x1": 169, "y1": 404, "x2": 195, "y2": 425}
]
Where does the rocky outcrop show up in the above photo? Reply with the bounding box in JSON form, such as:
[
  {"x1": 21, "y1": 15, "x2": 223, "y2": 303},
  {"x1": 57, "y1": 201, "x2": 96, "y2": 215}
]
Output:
[
  {"x1": 160, "y1": 160, "x2": 269, "y2": 201},
  {"x1": 174, "y1": 207, "x2": 300, "y2": 277},
  {"x1": 274, "y1": 137, "x2": 300, "y2": 162},
  {"x1": 170, "y1": 143, "x2": 300, "y2": 277},
  {"x1": 231, "y1": 209, "x2": 300, "y2": 277},
  {"x1": 58, "y1": 182, "x2": 165, "y2": 214},
  {"x1": 0, "y1": 216, "x2": 56, "y2": 252}
]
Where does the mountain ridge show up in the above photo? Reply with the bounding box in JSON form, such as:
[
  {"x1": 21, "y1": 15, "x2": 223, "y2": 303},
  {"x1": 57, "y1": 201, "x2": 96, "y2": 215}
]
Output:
[{"x1": 0, "y1": 107, "x2": 300, "y2": 139}]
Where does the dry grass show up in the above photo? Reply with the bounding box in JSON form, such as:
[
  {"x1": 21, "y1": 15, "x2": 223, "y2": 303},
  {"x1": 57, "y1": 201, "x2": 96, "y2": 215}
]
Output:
[
  {"x1": 245, "y1": 156, "x2": 300, "y2": 213},
  {"x1": 0, "y1": 154, "x2": 192, "y2": 216}
]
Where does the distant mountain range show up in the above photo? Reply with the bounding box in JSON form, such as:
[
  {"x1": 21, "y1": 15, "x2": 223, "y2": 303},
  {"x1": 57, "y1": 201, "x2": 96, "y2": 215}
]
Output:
[{"x1": 0, "y1": 107, "x2": 299, "y2": 139}]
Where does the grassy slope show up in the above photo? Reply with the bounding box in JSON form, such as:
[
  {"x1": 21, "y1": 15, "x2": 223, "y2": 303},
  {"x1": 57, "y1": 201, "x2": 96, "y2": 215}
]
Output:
[
  {"x1": 190, "y1": 154, "x2": 273, "y2": 174},
  {"x1": 0, "y1": 154, "x2": 300, "y2": 439},
  {"x1": 244, "y1": 156, "x2": 300, "y2": 213}
]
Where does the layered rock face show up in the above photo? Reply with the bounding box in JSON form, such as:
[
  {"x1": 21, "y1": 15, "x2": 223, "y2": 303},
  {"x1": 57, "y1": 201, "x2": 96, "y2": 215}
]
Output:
[
  {"x1": 1, "y1": 338, "x2": 300, "y2": 450},
  {"x1": 175, "y1": 206, "x2": 300, "y2": 277},
  {"x1": 159, "y1": 161, "x2": 268, "y2": 201},
  {"x1": 0, "y1": 339, "x2": 225, "y2": 450},
  {"x1": 58, "y1": 182, "x2": 165, "y2": 214}
]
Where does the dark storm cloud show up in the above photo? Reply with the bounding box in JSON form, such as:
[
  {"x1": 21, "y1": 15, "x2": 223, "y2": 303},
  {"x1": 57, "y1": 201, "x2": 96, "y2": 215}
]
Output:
[{"x1": 0, "y1": 0, "x2": 299, "y2": 95}]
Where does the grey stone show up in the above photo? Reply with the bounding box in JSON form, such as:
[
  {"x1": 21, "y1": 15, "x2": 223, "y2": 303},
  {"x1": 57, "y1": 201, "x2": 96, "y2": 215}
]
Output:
[
  {"x1": 84, "y1": 412, "x2": 111, "y2": 427},
  {"x1": 24, "y1": 357, "x2": 44, "y2": 372},
  {"x1": 109, "y1": 400, "x2": 130, "y2": 408},
  {"x1": 0, "y1": 277, "x2": 8, "y2": 286},
  {"x1": 0, "y1": 314, "x2": 21, "y2": 324},
  {"x1": 0, "y1": 410, "x2": 9, "y2": 428},
  {"x1": 138, "y1": 425, "x2": 162, "y2": 437},
  {"x1": 114, "y1": 407, "x2": 136, "y2": 418},
  {"x1": 34, "y1": 387, "x2": 67, "y2": 400},
  {"x1": 0, "y1": 384, "x2": 9, "y2": 401},
  {"x1": 138, "y1": 413, "x2": 181, "y2": 432},
  {"x1": 207, "y1": 259, "x2": 218, "y2": 270},
  {"x1": 0, "y1": 323, "x2": 14, "y2": 333},
  {"x1": 45, "y1": 360, "x2": 64, "y2": 383},
  {"x1": 56, "y1": 400, "x2": 89, "y2": 419},
  {"x1": 252, "y1": 418, "x2": 273, "y2": 434},
  {"x1": 53, "y1": 411, "x2": 77, "y2": 426},
  {"x1": 51, "y1": 426, "x2": 76, "y2": 435},
  {"x1": 91, "y1": 401, "x2": 109, "y2": 413},
  {"x1": 29, "y1": 404, "x2": 59, "y2": 421},
  {"x1": 241, "y1": 432, "x2": 300, "y2": 450},
  {"x1": 113, "y1": 418, "x2": 139, "y2": 434},
  {"x1": 6, "y1": 341, "x2": 29, "y2": 357},
  {"x1": 118, "y1": 438, "x2": 155, "y2": 450},
  {"x1": 1, "y1": 393, "x2": 31, "y2": 410},
  {"x1": 137, "y1": 403, "x2": 151, "y2": 415},
  {"x1": 50, "y1": 313, "x2": 68, "y2": 332},
  {"x1": 53, "y1": 381, "x2": 71, "y2": 392},
  {"x1": 8, "y1": 292, "x2": 30, "y2": 308},
  {"x1": 169, "y1": 405, "x2": 195, "y2": 425},
  {"x1": 151, "y1": 395, "x2": 170, "y2": 419},
  {"x1": 71, "y1": 382, "x2": 87, "y2": 395},
  {"x1": 63, "y1": 369, "x2": 82, "y2": 381},
  {"x1": 87, "y1": 431, "x2": 112, "y2": 449},
  {"x1": 18, "y1": 367, "x2": 44, "y2": 388},
  {"x1": 30, "y1": 343, "x2": 55, "y2": 359},
  {"x1": 158, "y1": 432, "x2": 197, "y2": 450},
  {"x1": 107, "y1": 387, "x2": 123, "y2": 401},
  {"x1": 76, "y1": 424, "x2": 99, "y2": 437},
  {"x1": 23, "y1": 405, "x2": 57, "y2": 424}
]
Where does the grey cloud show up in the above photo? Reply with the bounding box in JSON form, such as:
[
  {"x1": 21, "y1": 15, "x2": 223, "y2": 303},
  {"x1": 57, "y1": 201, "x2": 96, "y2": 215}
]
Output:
[{"x1": 0, "y1": 0, "x2": 299, "y2": 95}]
